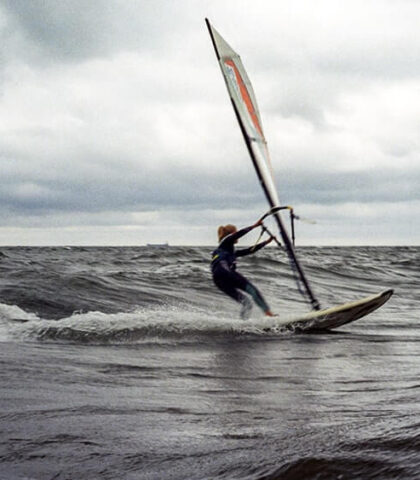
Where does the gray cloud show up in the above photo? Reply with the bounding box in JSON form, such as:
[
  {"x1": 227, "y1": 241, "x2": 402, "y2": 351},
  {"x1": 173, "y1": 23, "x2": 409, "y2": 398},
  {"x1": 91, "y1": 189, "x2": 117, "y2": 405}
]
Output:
[
  {"x1": 0, "y1": 0, "x2": 191, "y2": 63},
  {"x1": 1, "y1": 136, "x2": 418, "y2": 223},
  {"x1": 0, "y1": 0, "x2": 420, "y2": 245}
]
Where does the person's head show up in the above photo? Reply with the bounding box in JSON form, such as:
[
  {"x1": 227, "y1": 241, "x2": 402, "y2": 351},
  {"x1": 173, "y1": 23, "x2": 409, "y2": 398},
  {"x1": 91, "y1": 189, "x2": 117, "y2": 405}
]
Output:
[{"x1": 218, "y1": 224, "x2": 237, "y2": 242}]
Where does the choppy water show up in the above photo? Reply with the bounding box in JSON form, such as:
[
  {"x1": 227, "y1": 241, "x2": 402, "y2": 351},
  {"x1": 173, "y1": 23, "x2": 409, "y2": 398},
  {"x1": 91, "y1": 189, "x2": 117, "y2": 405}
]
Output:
[{"x1": 0, "y1": 246, "x2": 419, "y2": 479}]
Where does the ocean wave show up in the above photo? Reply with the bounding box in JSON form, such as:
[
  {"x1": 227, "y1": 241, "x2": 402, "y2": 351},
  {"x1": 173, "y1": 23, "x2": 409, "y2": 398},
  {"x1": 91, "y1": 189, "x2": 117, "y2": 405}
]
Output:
[
  {"x1": 0, "y1": 302, "x2": 40, "y2": 341},
  {"x1": 260, "y1": 454, "x2": 406, "y2": 480},
  {"x1": 0, "y1": 302, "x2": 310, "y2": 344},
  {"x1": 0, "y1": 246, "x2": 411, "y2": 343}
]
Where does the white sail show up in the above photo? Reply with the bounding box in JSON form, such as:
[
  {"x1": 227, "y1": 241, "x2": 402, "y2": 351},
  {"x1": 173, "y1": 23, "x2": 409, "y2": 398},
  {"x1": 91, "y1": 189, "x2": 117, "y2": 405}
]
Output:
[{"x1": 207, "y1": 21, "x2": 280, "y2": 208}]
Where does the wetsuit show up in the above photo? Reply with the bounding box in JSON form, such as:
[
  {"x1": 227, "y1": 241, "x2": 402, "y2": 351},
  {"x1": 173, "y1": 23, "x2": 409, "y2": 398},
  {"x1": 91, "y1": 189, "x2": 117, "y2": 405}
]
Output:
[{"x1": 211, "y1": 226, "x2": 270, "y2": 319}]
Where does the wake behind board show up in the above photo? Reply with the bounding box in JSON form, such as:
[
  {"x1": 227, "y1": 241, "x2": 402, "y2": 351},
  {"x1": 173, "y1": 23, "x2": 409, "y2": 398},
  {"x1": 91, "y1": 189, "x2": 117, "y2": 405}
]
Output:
[{"x1": 276, "y1": 289, "x2": 393, "y2": 332}]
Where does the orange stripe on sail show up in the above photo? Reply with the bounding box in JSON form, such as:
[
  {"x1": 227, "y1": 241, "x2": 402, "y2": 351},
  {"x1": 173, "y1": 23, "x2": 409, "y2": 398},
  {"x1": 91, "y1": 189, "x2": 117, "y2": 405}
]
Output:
[{"x1": 225, "y1": 59, "x2": 263, "y2": 139}]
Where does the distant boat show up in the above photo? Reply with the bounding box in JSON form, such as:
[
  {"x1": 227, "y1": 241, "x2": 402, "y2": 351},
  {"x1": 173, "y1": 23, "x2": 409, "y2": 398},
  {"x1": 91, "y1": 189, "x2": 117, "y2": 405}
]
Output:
[{"x1": 146, "y1": 243, "x2": 169, "y2": 248}]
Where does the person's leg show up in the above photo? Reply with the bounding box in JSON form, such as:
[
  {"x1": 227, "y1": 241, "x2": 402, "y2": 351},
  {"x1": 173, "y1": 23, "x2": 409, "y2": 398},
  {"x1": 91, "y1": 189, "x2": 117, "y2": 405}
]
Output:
[
  {"x1": 233, "y1": 271, "x2": 271, "y2": 314},
  {"x1": 245, "y1": 282, "x2": 270, "y2": 313},
  {"x1": 213, "y1": 269, "x2": 253, "y2": 319},
  {"x1": 239, "y1": 295, "x2": 252, "y2": 320}
]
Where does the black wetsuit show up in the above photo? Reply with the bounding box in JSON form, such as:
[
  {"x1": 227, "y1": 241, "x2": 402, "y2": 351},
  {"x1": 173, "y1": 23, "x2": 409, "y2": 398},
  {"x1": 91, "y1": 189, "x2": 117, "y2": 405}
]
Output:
[{"x1": 211, "y1": 226, "x2": 270, "y2": 318}]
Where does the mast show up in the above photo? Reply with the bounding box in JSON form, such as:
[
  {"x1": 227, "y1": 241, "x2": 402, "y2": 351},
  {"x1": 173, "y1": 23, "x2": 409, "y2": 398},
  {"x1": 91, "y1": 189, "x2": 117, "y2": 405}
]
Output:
[{"x1": 205, "y1": 18, "x2": 320, "y2": 310}]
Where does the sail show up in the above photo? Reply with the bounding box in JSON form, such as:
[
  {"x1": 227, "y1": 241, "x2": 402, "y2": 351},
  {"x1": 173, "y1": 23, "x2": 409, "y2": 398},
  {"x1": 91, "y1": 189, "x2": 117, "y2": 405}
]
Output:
[
  {"x1": 206, "y1": 19, "x2": 320, "y2": 310},
  {"x1": 205, "y1": 20, "x2": 279, "y2": 209}
]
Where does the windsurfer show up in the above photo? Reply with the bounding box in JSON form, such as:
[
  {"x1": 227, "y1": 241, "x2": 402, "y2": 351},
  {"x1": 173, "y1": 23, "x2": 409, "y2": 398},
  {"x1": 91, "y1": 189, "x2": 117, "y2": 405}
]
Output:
[{"x1": 211, "y1": 220, "x2": 275, "y2": 319}]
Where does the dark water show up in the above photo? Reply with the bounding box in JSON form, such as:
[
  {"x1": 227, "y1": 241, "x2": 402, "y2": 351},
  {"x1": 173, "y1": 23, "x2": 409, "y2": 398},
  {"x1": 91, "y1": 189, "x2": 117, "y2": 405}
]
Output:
[{"x1": 0, "y1": 246, "x2": 419, "y2": 480}]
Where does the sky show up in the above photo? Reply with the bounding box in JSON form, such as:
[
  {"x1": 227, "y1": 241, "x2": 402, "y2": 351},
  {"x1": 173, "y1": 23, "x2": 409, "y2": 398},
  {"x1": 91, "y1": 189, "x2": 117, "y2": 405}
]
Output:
[{"x1": 0, "y1": 0, "x2": 419, "y2": 246}]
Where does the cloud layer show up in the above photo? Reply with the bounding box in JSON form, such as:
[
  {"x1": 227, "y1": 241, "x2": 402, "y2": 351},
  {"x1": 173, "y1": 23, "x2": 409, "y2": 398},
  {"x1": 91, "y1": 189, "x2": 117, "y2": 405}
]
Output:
[{"x1": 0, "y1": 0, "x2": 419, "y2": 245}]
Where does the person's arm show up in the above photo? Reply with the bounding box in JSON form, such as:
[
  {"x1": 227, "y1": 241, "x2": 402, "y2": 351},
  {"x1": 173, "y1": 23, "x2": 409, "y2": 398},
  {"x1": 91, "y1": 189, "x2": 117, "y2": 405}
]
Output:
[
  {"x1": 219, "y1": 220, "x2": 262, "y2": 248},
  {"x1": 236, "y1": 236, "x2": 274, "y2": 257}
]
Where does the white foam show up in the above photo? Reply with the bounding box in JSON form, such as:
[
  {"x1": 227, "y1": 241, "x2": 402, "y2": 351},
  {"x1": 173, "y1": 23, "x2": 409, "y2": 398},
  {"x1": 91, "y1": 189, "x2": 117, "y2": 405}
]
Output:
[
  {"x1": 0, "y1": 302, "x2": 300, "y2": 344},
  {"x1": 0, "y1": 302, "x2": 41, "y2": 341},
  {"x1": 0, "y1": 302, "x2": 40, "y2": 322}
]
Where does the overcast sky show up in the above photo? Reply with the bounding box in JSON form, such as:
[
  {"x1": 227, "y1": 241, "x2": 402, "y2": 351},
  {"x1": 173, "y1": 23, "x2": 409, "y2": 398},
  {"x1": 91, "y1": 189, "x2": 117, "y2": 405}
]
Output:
[{"x1": 1, "y1": 0, "x2": 419, "y2": 246}]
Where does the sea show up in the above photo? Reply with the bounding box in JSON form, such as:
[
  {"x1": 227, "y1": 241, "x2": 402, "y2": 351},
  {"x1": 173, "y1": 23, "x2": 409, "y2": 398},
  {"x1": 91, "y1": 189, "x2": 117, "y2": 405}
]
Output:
[{"x1": 0, "y1": 245, "x2": 419, "y2": 480}]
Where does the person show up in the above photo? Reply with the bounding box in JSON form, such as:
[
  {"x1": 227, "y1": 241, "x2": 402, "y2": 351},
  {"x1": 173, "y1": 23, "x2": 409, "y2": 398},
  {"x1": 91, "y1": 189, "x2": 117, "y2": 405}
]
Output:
[{"x1": 211, "y1": 220, "x2": 276, "y2": 319}]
